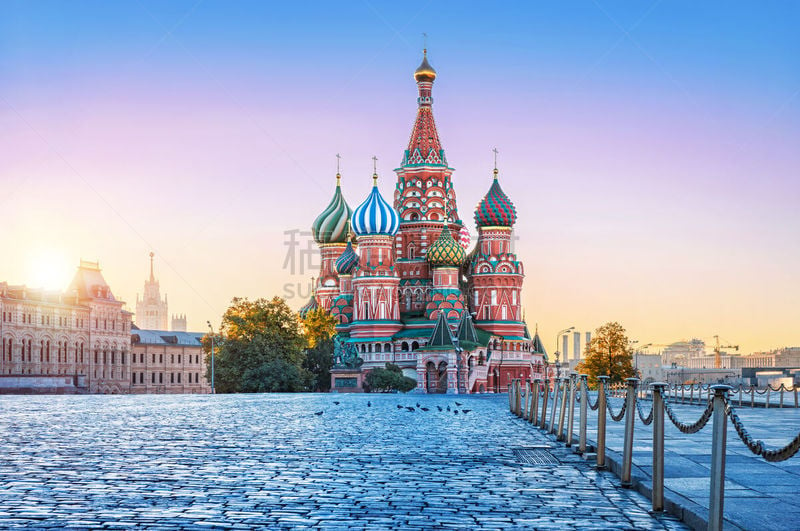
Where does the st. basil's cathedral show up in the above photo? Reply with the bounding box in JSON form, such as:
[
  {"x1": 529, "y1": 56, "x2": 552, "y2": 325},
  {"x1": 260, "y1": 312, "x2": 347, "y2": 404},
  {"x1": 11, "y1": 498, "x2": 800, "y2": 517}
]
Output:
[{"x1": 301, "y1": 51, "x2": 547, "y2": 393}]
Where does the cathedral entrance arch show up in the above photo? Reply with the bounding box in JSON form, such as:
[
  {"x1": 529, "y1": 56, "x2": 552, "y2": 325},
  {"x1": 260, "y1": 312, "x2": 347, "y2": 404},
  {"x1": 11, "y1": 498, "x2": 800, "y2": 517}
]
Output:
[
  {"x1": 437, "y1": 361, "x2": 448, "y2": 393},
  {"x1": 425, "y1": 360, "x2": 448, "y2": 394},
  {"x1": 426, "y1": 361, "x2": 437, "y2": 393}
]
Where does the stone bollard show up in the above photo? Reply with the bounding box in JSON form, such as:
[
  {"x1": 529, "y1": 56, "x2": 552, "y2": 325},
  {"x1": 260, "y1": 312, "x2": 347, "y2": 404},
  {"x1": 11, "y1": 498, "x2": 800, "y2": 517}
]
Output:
[
  {"x1": 751, "y1": 385, "x2": 755, "y2": 408},
  {"x1": 557, "y1": 378, "x2": 568, "y2": 441},
  {"x1": 515, "y1": 380, "x2": 523, "y2": 416},
  {"x1": 566, "y1": 372, "x2": 577, "y2": 447},
  {"x1": 578, "y1": 374, "x2": 588, "y2": 454},
  {"x1": 780, "y1": 385, "x2": 784, "y2": 409},
  {"x1": 621, "y1": 378, "x2": 639, "y2": 487},
  {"x1": 596, "y1": 376, "x2": 609, "y2": 469},
  {"x1": 508, "y1": 379, "x2": 514, "y2": 411},
  {"x1": 540, "y1": 378, "x2": 550, "y2": 430},
  {"x1": 766, "y1": 386, "x2": 770, "y2": 409},
  {"x1": 530, "y1": 379, "x2": 540, "y2": 424},
  {"x1": 650, "y1": 382, "x2": 667, "y2": 512},
  {"x1": 549, "y1": 378, "x2": 561, "y2": 435},
  {"x1": 709, "y1": 385, "x2": 732, "y2": 531},
  {"x1": 795, "y1": 386, "x2": 799, "y2": 409}
]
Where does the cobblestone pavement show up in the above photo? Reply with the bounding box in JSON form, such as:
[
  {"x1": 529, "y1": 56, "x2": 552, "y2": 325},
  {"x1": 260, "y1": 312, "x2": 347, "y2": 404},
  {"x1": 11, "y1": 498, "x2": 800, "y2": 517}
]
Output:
[{"x1": 0, "y1": 394, "x2": 686, "y2": 530}]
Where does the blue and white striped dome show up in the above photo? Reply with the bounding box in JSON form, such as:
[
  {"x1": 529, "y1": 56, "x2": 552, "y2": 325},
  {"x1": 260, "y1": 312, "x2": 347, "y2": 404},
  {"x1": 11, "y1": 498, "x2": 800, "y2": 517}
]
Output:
[{"x1": 352, "y1": 179, "x2": 400, "y2": 236}]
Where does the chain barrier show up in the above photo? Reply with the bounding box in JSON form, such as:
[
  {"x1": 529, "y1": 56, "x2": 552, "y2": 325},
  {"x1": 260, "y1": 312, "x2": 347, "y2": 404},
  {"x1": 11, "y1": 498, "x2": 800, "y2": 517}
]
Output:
[
  {"x1": 604, "y1": 387, "x2": 627, "y2": 422},
  {"x1": 588, "y1": 391, "x2": 600, "y2": 410},
  {"x1": 663, "y1": 397, "x2": 714, "y2": 434},
  {"x1": 636, "y1": 398, "x2": 654, "y2": 425},
  {"x1": 724, "y1": 398, "x2": 800, "y2": 462}
]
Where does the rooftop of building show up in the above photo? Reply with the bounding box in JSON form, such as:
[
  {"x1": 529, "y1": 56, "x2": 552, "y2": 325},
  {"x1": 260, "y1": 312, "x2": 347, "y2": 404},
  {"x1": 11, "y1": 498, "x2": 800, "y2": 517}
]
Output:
[{"x1": 130, "y1": 327, "x2": 205, "y2": 346}]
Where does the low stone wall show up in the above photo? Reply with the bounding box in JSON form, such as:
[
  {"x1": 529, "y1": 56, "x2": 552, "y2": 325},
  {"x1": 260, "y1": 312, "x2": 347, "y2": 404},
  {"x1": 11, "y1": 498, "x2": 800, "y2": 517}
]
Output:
[{"x1": 0, "y1": 375, "x2": 86, "y2": 395}]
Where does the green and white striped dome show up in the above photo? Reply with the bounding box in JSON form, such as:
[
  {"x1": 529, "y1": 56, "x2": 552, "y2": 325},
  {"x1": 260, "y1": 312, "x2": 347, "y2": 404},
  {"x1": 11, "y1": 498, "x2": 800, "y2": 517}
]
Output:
[{"x1": 312, "y1": 175, "x2": 352, "y2": 244}]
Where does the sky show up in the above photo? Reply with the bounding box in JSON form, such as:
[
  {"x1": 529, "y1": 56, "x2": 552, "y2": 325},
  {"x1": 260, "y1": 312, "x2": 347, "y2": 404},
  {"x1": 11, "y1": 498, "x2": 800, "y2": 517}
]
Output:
[{"x1": 1, "y1": 1, "x2": 798, "y2": 355}]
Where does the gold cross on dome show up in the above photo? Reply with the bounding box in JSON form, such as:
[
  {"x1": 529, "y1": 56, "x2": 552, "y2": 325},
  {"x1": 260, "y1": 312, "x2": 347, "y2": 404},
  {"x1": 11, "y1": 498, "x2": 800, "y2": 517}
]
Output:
[
  {"x1": 336, "y1": 153, "x2": 341, "y2": 174},
  {"x1": 492, "y1": 147, "x2": 499, "y2": 170}
]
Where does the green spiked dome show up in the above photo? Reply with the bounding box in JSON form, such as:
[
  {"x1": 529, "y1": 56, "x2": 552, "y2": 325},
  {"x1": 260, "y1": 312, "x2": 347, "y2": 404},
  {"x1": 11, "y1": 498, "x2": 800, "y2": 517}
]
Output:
[
  {"x1": 312, "y1": 174, "x2": 352, "y2": 244},
  {"x1": 426, "y1": 224, "x2": 466, "y2": 267}
]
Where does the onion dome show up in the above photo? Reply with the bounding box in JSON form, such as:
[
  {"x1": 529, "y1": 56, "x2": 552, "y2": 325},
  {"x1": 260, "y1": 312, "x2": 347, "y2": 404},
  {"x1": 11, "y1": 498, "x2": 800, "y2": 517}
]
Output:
[
  {"x1": 427, "y1": 224, "x2": 466, "y2": 267},
  {"x1": 414, "y1": 49, "x2": 437, "y2": 82},
  {"x1": 474, "y1": 168, "x2": 517, "y2": 227},
  {"x1": 334, "y1": 240, "x2": 359, "y2": 275},
  {"x1": 298, "y1": 295, "x2": 318, "y2": 318},
  {"x1": 312, "y1": 174, "x2": 352, "y2": 244},
  {"x1": 352, "y1": 175, "x2": 400, "y2": 236}
]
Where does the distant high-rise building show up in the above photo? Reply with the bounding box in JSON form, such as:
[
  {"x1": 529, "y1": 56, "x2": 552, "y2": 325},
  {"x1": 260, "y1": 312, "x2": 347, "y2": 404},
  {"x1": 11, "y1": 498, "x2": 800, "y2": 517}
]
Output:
[
  {"x1": 586, "y1": 332, "x2": 591, "y2": 352},
  {"x1": 573, "y1": 331, "x2": 581, "y2": 361},
  {"x1": 171, "y1": 314, "x2": 187, "y2": 332},
  {"x1": 562, "y1": 335, "x2": 569, "y2": 364},
  {"x1": 135, "y1": 253, "x2": 168, "y2": 331}
]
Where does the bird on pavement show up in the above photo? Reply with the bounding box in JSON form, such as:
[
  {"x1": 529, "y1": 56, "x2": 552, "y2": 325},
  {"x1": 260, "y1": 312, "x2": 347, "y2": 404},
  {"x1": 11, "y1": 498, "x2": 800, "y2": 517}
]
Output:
[
  {"x1": 314, "y1": 411, "x2": 324, "y2": 416},
  {"x1": 446, "y1": 405, "x2": 451, "y2": 412},
  {"x1": 462, "y1": 409, "x2": 471, "y2": 414},
  {"x1": 455, "y1": 402, "x2": 463, "y2": 406},
  {"x1": 397, "y1": 405, "x2": 404, "y2": 409},
  {"x1": 367, "y1": 401, "x2": 371, "y2": 407},
  {"x1": 420, "y1": 407, "x2": 429, "y2": 412},
  {"x1": 437, "y1": 405, "x2": 443, "y2": 411},
  {"x1": 416, "y1": 402, "x2": 421, "y2": 408},
  {"x1": 454, "y1": 410, "x2": 459, "y2": 414},
  {"x1": 405, "y1": 406, "x2": 416, "y2": 412},
  {"x1": 333, "y1": 401, "x2": 340, "y2": 405}
]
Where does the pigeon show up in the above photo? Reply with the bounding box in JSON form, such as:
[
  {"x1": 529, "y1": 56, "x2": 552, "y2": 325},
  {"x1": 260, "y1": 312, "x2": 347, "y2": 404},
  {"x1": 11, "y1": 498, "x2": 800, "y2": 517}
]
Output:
[
  {"x1": 455, "y1": 402, "x2": 463, "y2": 406},
  {"x1": 405, "y1": 406, "x2": 416, "y2": 412},
  {"x1": 333, "y1": 401, "x2": 340, "y2": 405},
  {"x1": 446, "y1": 405, "x2": 451, "y2": 412},
  {"x1": 397, "y1": 405, "x2": 404, "y2": 409},
  {"x1": 416, "y1": 402, "x2": 421, "y2": 408},
  {"x1": 437, "y1": 405, "x2": 443, "y2": 411},
  {"x1": 454, "y1": 410, "x2": 459, "y2": 415},
  {"x1": 314, "y1": 411, "x2": 324, "y2": 416},
  {"x1": 462, "y1": 409, "x2": 471, "y2": 414},
  {"x1": 420, "y1": 407, "x2": 429, "y2": 412},
  {"x1": 367, "y1": 401, "x2": 371, "y2": 407}
]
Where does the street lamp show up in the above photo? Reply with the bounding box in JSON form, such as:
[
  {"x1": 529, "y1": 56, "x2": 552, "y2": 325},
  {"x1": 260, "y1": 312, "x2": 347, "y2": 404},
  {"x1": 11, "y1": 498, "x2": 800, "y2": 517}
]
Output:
[
  {"x1": 207, "y1": 321, "x2": 215, "y2": 394},
  {"x1": 554, "y1": 326, "x2": 575, "y2": 379}
]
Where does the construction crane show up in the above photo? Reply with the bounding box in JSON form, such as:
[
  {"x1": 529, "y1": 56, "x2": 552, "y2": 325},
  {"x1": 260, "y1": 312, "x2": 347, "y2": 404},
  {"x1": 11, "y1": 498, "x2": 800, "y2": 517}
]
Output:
[{"x1": 713, "y1": 335, "x2": 739, "y2": 369}]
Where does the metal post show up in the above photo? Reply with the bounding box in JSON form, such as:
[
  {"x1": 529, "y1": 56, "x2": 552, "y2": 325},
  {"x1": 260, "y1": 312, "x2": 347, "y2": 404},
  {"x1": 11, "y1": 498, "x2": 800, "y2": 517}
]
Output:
[
  {"x1": 578, "y1": 374, "x2": 588, "y2": 454},
  {"x1": 530, "y1": 379, "x2": 540, "y2": 423},
  {"x1": 540, "y1": 378, "x2": 549, "y2": 429},
  {"x1": 681, "y1": 384, "x2": 685, "y2": 404},
  {"x1": 596, "y1": 376, "x2": 609, "y2": 469},
  {"x1": 690, "y1": 384, "x2": 694, "y2": 404},
  {"x1": 550, "y1": 378, "x2": 561, "y2": 434},
  {"x1": 508, "y1": 378, "x2": 513, "y2": 411},
  {"x1": 566, "y1": 372, "x2": 577, "y2": 447},
  {"x1": 750, "y1": 385, "x2": 754, "y2": 408},
  {"x1": 523, "y1": 381, "x2": 530, "y2": 419},
  {"x1": 651, "y1": 382, "x2": 666, "y2": 512},
  {"x1": 621, "y1": 378, "x2": 639, "y2": 487},
  {"x1": 709, "y1": 385, "x2": 732, "y2": 531},
  {"x1": 766, "y1": 387, "x2": 770, "y2": 409},
  {"x1": 795, "y1": 386, "x2": 798, "y2": 409},
  {"x1": 207, "y1": 322, "x2": 216, "y2": 395},
  {"x1": 780, "y1": 385, "x2": 784, "y2": 409},
  {"x1": 557, "y1": 378, "x2": 568, "y2": 441},
  {"x1": 516, "y1": 380, "x2": 523, "y2": 416},
  {"x1": 738, "y1": 384, "x2": 742, "y2": 407}
]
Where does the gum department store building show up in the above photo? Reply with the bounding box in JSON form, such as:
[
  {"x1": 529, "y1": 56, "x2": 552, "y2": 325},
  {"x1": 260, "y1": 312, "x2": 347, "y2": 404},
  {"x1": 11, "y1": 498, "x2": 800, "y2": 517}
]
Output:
[
  {"x1": 0, "y1": 260, "x2": 209, "y2": 394},
  {"x1": 301, "y1": 51, "x2": 548, "y2": 393}
]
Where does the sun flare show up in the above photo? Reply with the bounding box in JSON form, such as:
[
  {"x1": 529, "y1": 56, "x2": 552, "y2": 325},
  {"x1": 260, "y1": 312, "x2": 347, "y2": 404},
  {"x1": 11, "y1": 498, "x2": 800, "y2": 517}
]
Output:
[{"x1": 28, "y1": 249, "x2": 71, "y2": 291}]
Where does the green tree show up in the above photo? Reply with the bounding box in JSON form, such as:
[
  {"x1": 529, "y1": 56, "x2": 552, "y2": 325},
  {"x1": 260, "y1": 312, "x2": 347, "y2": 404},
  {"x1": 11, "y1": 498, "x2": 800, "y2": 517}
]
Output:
[
  {"x1": 301, "y1": 308, "x2": 337, "y2": 392},
  {"x1": 205, "y1": 297, "x2": 310, "y2": 393},
  {"x1": 364, "y1": 363, "x2": 417, "y2": 393},
  {"x1": 576, "y1": 321, "x2": 635, "y2": 389}
]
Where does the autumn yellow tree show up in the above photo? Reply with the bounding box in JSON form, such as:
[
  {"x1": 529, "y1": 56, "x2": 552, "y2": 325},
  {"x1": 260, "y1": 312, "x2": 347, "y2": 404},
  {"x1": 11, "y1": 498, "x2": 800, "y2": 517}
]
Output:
[
  {"x1": 301, "y1": 308, "x2": 337, "y2": 392},
  {"x1": 576, "y1": 322, "x2": 635, "y2": 389}
]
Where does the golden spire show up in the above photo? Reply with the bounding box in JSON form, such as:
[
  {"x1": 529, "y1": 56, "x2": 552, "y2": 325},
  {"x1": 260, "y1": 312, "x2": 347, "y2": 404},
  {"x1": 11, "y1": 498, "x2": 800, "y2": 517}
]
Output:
[{"x1": 336, "y1": 153, "x2": 341, "y2": 185}]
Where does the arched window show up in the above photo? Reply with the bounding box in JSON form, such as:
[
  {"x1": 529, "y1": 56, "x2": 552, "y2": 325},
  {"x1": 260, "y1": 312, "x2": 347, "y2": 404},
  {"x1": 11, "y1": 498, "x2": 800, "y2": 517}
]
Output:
[
  {"x1": 402, "y1": 341, "x2": 409, "y2": 352},
  {"x1": 411, "y1": 341, "x2": 419, "y2": 351}
]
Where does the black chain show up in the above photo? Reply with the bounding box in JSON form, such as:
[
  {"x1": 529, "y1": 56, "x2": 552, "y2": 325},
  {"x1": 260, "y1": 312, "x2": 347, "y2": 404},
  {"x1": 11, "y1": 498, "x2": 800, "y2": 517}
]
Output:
[
  {"x1": 663, "y1": 397, "x2": 714, "y2": 434},
  {"x1": 636, "y1": 398, "x2": 654, "y2": 425},
  {"x1": 725, "y1": 399, "x2": 800, "y2": 462},
  {"x1": 604, "y1": 388, "x2": 627, "y2": 422}
]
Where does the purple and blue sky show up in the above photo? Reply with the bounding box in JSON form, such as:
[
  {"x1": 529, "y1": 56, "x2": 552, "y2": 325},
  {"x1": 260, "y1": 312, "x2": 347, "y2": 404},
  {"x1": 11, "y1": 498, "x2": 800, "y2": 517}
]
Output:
[{"x1": 1, "y1": 1, "x2": 798, "y2": 354}]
